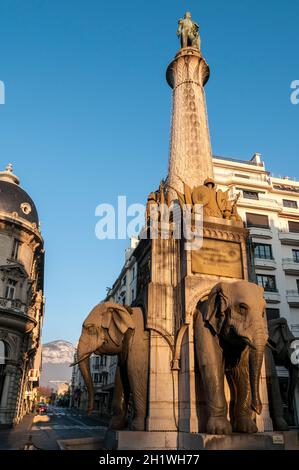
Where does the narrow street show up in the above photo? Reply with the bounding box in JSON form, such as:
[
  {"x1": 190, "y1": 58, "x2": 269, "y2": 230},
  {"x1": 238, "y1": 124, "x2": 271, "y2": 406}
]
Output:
[{"x1": 0, "y1": 406, "x2": 108, "y2": 450}]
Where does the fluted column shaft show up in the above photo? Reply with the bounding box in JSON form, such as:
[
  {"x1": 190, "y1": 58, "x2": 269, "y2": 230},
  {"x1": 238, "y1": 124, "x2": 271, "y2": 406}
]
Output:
[{"x1": 166, "y1": 47, "x2": 213, "y2": 197}]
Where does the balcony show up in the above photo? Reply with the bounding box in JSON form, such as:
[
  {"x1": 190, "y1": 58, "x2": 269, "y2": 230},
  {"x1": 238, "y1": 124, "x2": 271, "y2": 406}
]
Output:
[
  {"x1": 286, "y1": 290, "x2": 299, "y2": 307},
  {"x1": 279, "y1": 231, "x2": 299, "y2": 246},
  {"x1": 249, "y1": 227, "x2": 272, "y2": 239},
  {"x1": 0, "y1": 297, "x2": 36, "y2": 333},
  {"x1": 282, "y1": 258, "x2": 299, "y2": 275},
  {"x1": 0, "y1": 297, "x2": 26, "y2": 313},
  {"x1": 254, "y1": 257, "x2": 276, "y2": 270},
  {"x1": 264, "y1": 290, "x2": 281, "y2": 304}
]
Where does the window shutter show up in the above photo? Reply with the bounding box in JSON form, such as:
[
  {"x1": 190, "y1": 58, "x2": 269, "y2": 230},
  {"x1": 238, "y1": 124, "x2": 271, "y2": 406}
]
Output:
[
  {"x1": 288, "y1": 221, "x2": 299, "y2": 233},
  {"x1": 246, "y1": 213, "x2": 269, "y2": 228}
]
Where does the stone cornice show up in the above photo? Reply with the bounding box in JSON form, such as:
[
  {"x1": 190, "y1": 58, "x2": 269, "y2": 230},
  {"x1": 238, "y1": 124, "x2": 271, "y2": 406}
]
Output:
[{"x1": 0, "y1": 211, "x2": 43, "y2": 242}]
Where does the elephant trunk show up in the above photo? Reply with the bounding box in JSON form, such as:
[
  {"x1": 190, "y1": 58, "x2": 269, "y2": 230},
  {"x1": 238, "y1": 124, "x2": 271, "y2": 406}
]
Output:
[
  {"x1": 249, "y1": 331, "x2": 267, "y2": 415},
  {"x1": 77, "y1": 341, "x2": 94, "y2": 414}
]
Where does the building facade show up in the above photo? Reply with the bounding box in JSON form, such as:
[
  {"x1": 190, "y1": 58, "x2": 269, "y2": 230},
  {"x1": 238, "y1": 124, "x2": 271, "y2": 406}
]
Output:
[
  {"x1": 0, "y1": 164, "x2": 45, "y2": 426},
  {"x1": 213, "y1": 153, "x2": 299, "y2": 424},
  {"x1": 70, "y1": 351, "x2": 115, "y2": 417}
]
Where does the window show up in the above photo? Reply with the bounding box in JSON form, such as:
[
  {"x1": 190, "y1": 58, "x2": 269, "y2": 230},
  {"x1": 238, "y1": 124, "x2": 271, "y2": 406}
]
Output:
[
  {"x1": 256, "y1": 274, "x2": 277, "y2": 292},
  {"x1": 93, "y1": 373, "x2": 100, "y2": 383},
  {"x1": 266, "y1": 308, "x2": 280, "y2": 321},
  {"x1": 11, "y1": 239, "x2": 20, "y2": 260},
  {"x1": 246, "y1": 213, "x2": 269, "y2": 229},
  {"x1": 100, "y1": 356, "x2": 106, "y2": 366},
  {"x1": 297, "y1": 280, "x2": 299, "y2": 293},
  {"x1": 288, "y1": 221, "x2": 299, "y2": 233},
  {"x1": 283, "y1": 199, "x2": 298, "y2": 209},
  {"x1": 132, "y1": 266, "x2": 136, "y2": 279},
  {"x1": 254, "y1": 243, "x2": 273, "y2": 260},
  {"x1": 5, "y1": 279, "x2": 17, "y2": 299},
  {"x1": 293, "y1": 250, "x2": 299, "y2": 263},
  {"x1": 131, "y1": 289, "x2": 135, "y2": 301},
  {"x1": 94, "y1": 357, "x2": 100, "y2": 370},
  {"x1": 243, "y1": 190, "x2": 259, "y2": 200},
  {"x1": 121, "y1": 275, "x2": 126, "y2": 286}
]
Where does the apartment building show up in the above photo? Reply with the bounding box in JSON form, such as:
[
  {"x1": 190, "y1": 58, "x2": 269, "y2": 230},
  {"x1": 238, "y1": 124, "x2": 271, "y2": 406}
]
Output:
[
  {"x1": 0, "y1": 164, "x2": 45, "y2": 426},
  {"x1": 213, "y1": 153, "x2": 299, "y2": 331},
  {"x1": 213, "y1": 153, "x2": 299, "y2": 424}
]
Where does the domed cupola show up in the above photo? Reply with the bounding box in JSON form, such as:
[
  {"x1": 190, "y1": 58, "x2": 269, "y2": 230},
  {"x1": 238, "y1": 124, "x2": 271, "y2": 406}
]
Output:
[{"x1": 0, "y1": 164, "x2": 39, "y2": 225}]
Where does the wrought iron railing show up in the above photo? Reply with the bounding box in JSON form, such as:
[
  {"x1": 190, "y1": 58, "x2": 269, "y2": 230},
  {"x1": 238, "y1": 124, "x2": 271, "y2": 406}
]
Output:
[
  {"x1": 282, "y1": 257, "x2": 299, "y2": 264},
  {"x1": 286, "y1": 290, "x2": 299, "y2": 296}
]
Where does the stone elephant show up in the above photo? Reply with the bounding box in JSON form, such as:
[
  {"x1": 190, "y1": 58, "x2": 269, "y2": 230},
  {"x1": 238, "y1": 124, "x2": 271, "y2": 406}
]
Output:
[
  {"x1": 194, "y1": 280, "x2": 268, "y2": 434},
  {"x1": 75, "y1": 302, "x2": 149, "y2": 431},
  {"x1": 266, "y1": 317, "x2": 299, "y2": 429}
]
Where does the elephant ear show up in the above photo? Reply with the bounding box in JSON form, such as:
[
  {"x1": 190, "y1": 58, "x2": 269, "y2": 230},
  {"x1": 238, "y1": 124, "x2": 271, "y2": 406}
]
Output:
[
  {"x1": 205, "y1": 282, "x2": 230, "y2": 335},
  {"x1": 101, "y1": 302, "x2": 135, "y2": 347},
  {"x1": 280, "y1": 318, "x2": 295, "y2": 344}
]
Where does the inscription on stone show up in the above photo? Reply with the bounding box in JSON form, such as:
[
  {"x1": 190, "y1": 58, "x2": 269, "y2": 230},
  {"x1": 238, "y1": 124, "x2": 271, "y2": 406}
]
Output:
[{"x1": 191, "y1": 238, "x2": 243, "y2": 278}]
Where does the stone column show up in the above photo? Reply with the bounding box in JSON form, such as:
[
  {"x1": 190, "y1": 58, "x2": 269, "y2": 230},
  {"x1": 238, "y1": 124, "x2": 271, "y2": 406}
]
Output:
[
  {"x1": 146, "y1": 236, "x2": 181, "y2": 431},
  {"x1": 166, "y1": 47, "x2": 213, "y2": 198},
  {"x1": 0, "y1": 364, "x2": 16, "y2": 425}
]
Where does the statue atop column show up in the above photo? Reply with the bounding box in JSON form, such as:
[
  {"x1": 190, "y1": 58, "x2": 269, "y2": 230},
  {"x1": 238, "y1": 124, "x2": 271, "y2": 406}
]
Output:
[{"x1": 177, "y1": 12, "x2": 200, "y2": 50}]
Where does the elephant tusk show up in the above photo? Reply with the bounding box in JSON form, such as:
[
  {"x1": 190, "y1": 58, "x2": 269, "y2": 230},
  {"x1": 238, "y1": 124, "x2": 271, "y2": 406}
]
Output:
[
  {"x1": 241, "y1": 337, "x2": 257, "y2": 350},
  {"x1": 70, "y1": 352, "x2": 92, "y2": 367},
  {"x1": 266, "y1": 339, "x2": 277, "y2": 352}
]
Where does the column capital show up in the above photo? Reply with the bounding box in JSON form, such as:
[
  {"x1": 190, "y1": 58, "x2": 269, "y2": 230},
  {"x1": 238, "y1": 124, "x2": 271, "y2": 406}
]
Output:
[{"x1": 166, "y1": 47, "x2": 210, "y2": 90}]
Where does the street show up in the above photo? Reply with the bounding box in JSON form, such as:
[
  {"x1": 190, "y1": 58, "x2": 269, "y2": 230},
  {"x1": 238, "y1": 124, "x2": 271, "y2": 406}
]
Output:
[{"x1": 0, "y1": 406, "x2": 108, "y2": 450}]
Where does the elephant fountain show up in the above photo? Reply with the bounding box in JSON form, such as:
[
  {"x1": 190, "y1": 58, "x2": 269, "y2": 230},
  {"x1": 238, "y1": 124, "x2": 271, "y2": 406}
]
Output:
[
  {"x1": 265, "y1": 317, "x2": 299, "y2": 429},
  {"x1": 194, "y1": 280, "x2": 268, "y2": 434},
  {"x1": 74, "y1": 302, "x2": 149, "y2": 431}
]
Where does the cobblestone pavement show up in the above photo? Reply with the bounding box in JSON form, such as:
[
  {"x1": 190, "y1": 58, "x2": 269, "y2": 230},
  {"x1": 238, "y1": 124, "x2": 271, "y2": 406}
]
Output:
[{"x1": 0, "y1": 406, "x2": 108, "y2": 450}]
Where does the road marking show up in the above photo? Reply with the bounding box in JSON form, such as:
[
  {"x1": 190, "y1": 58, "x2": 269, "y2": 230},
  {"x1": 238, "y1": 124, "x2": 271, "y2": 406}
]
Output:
[{"x1": 31, "y1": 425, "x2": 105, "y2": 431}]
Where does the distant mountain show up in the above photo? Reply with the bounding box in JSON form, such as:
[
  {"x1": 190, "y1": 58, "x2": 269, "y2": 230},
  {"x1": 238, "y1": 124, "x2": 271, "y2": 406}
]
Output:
[{"x1": 40, "y1": 340, "x2": 75, "y2": 392}]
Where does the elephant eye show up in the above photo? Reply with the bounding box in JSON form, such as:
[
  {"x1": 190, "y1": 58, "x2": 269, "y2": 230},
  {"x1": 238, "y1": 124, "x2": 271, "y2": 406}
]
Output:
[
  {"x1": 238, "y1": 304, "x2": 247, "y2": 315},
  {"x1": 85, "y1": 324, "x2": 95, "y2": 335}
]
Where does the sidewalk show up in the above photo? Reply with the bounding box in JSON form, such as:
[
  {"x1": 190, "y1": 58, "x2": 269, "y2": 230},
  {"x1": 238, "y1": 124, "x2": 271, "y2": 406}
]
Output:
[{"x1": 0, "y1": 413, "x2": 35, "y2": 450}]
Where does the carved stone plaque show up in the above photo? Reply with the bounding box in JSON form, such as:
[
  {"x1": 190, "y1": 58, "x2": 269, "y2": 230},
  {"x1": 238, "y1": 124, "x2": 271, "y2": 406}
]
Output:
[{"x1": 191, "y1": 238, "x2": 243, "y2": 278}]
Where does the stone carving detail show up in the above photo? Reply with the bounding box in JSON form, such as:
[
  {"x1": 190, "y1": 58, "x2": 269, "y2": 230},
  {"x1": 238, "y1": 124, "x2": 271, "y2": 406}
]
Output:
[{"x1": 169, "y1": 176, "x2": 242, "y2": 221}]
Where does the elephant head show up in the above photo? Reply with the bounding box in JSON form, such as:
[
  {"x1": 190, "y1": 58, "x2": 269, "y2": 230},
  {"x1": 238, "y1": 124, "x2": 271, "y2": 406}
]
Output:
[
  {"x1": 205, "y1": 280, "x2": 268, "y2": 415},
  {"x1": 75, "y1": 302, "x2": 135, "y2": 414},
  {"x1": 268, "y1": 317, "x2": 296, "y2": 359}
]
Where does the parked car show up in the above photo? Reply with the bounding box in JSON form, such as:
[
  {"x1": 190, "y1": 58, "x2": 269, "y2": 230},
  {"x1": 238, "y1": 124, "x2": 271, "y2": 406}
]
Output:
[{"x1": 36, "y1": 402, "x2": 47, "y2": 414}]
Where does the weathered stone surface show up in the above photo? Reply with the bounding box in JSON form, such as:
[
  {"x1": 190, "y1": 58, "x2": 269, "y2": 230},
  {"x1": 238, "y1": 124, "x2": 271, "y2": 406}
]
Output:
[
  {"x1": 167, "y1": 48, "x2": 213, "y2": 200},
  {"x1": 102, "y1": 430, "x2": 299, "y2": 450}
]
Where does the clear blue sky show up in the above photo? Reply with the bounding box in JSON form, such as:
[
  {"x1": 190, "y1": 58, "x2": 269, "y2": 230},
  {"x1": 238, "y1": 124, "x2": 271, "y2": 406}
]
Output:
[{"x1": 0, "y1": 1, "x2": 298, "y2": 344}]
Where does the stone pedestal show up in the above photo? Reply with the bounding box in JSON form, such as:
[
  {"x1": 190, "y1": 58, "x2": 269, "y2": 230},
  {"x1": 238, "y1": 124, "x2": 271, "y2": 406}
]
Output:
[
  {"x1": 142, "y1": 216, "x2": 273, "y2": 436},
  {"x1": 103, "y1": 430, "x2": 299, "y2": 451}
]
